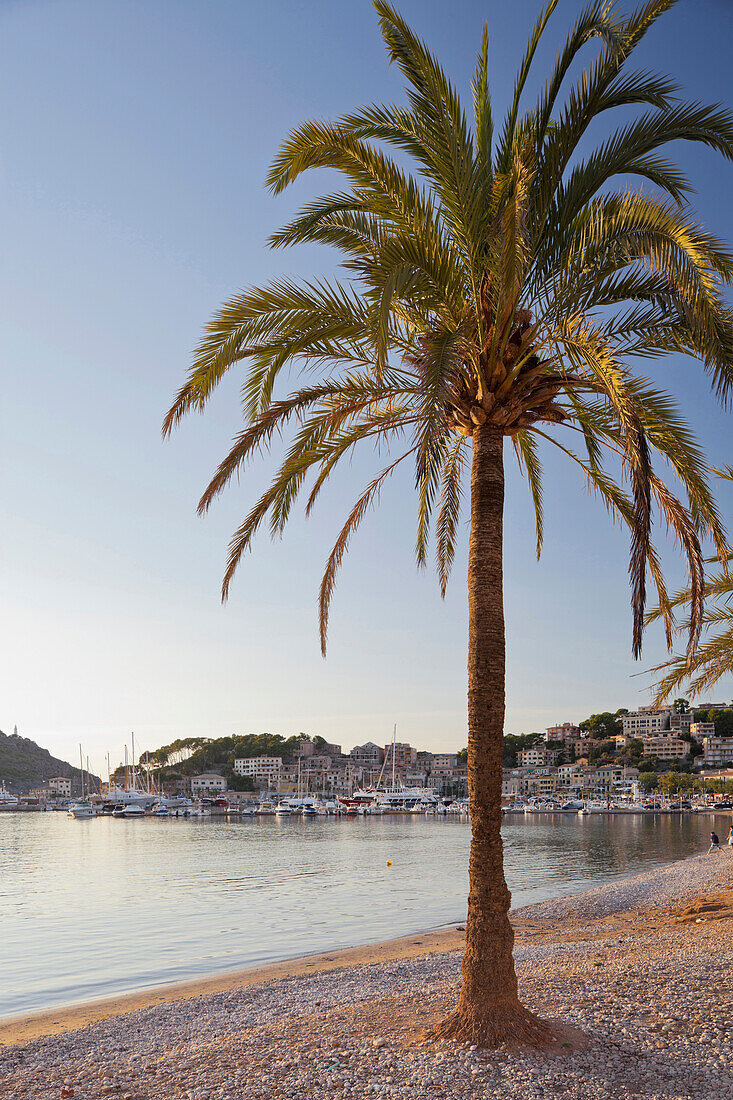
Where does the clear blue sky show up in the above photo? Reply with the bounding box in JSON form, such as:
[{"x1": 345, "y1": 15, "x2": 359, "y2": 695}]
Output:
[{"x1": 2, "y1": 0, "x2": 733, "y2": 775}]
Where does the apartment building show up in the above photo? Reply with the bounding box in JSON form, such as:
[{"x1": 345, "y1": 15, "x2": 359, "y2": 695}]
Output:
[
  {"x1": 350, "y1": 742, "x2": 385, "y2": 768},
  {"x1": 384, "y1": 742, "x2": 417, "y2": 767},
  {"x1": 432, "y1": 753, "x2": 458, "y2": 771},
  {"x1": 596, "y1": 765, "x2": 639, "y2": 788},
  {"x1": 49, "y1": 776, "x2": 72, "y2": 797},
  {"x1": 701, "y1": 736, "x2": 733, "y2": 767},
  {"x1": 545, "y1": 723, "x2": 581, "y2": 743},
  {"x1": 525, "y1": 769, "x2": 559, "y2": 795},
  {"x1": 690, "y1": 722, "x2": 715, "y2": 740},
  {"x1": 233, "y1": 756, "x2": 282, "y2": 783},
  {"x1": 622, "y1": 707, "x2": 674, "y2": 738},
  {"x1": 641, "y1": 734, "x2": 690, "y2": 759},
  {"x1": 190, "y1": 773, "x2": 227, "y2": 793},
  {"x1": 519, "y1": 742, "x2": 562, "y2": 767}
]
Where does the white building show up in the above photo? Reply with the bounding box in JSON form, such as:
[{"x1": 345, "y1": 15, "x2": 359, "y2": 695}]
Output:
[
  {"x1": 622, "y1": 707, "x2": 674, "y2": 738},
  {"x1": 190, "y1": 773, "x2": 227, "y2": 794},
  {"x1": 700, "y1": 736, "x2": 733, "y2": 768},
  {"x1": 233, "y1": 756, "x2": 282, "y2": 783},
  {"x1": 690, "y1": 722, "x2": 715, "y2": 740},
  {"x1": 49, "y1": 776, "x2": 72, "y2": 797}
]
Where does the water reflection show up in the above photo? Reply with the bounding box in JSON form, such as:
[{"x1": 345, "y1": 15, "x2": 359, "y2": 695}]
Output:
[{"x1": 0, "y1": 812, "x2": 728, "y2": 1018}]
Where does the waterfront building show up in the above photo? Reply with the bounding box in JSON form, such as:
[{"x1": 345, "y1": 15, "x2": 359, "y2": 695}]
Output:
[
  {"x1": 525, "y1": 768, "x2": 559, "y2": 795},
  {"x1": 502, "y1": 769, "x2": 525, "y2": 798},
  {"x1": 29, "y1": 786, "x2": 52, "y2": 801},
  {"x1": 557, "y1": 763, "x2": 590, "y2": 789},
  {"x1": 596, "y1": 764, "x2": 639, "y2": 789},
  {"x1": 190, "y1": 773, "x2": 227, "y2": 794},
  {"x1": 641, "y1": 734, "x2": 690, "y2": 759},
  {"x1": 234, "y1": 756, "x2": 282, "y2": 783},
  {"x1": 49, "y1": 776, "x2": 72, "y2": 797},
  {"x1": 700, "y1": 736, "x2": 733, "y2": 767}
]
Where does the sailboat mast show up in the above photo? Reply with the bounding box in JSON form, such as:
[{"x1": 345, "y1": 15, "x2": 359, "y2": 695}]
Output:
[
  {"x1": 392, "y1": 724, "x2": 396, "y2": 787},
  {"x1": 79, "y1": 744, "x2": 84, "y2": 799}
]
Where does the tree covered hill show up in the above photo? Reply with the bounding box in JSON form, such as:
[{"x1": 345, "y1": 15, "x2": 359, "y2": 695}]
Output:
[
  {"x1": 0, "y1": 728, "x2": 97, "y2": 793},
  {"x1": 117, "y1": 732, "x2": 327, "y2": 788}
]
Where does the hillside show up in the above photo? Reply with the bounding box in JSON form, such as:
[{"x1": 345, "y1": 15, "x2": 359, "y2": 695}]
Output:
[{"x1": 0, "y1": 729, "x2": 97, "y2": 793}]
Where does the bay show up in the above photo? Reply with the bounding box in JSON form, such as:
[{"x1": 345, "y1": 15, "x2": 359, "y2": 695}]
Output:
[{"x1": 0, "y1": 811, "x2": 728, "y2": 1019}]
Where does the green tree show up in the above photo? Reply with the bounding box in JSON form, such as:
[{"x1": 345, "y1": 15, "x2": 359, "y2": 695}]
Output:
[
  {"x1": 165, "y1": 1, "x2": 733, "y2": 1045},
  {"x1": 639, "y1": 772, "x2": 659, "y2": 793},
  {"x1": 579, "y1": 711, "x2": 626, "y2": 739},
  {"x1": 502, "y1": 733, "x2": 539, "y2": 767}
]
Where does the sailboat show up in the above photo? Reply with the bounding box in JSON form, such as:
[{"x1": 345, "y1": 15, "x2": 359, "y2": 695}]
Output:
[
  {"x1": 105, "y1": 735, "x2": 158, "y2": 815},
  {"x1": 351, "y1": 725, "x2": 436, "y2": 812},
  {"x1": 68, "y1": 745, "x2": 98, "y2": 818}
]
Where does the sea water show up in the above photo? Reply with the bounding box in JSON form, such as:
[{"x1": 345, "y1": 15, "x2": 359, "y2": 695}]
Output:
[{"x1": 0, "y1": 811, "x2": 728, "y2": 1018}]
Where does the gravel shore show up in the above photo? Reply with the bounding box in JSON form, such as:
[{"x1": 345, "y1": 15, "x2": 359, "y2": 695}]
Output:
[{"x1": 2, "y1": 849, "x2": 732, "y2": 1100}]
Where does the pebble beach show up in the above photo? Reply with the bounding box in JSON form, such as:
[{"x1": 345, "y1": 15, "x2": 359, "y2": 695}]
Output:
[{"x1": 2, "y1": 848, "x2": 732, "y2": 1100}]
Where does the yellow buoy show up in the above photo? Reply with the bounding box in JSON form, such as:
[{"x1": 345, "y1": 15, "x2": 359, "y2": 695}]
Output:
[{"x1": 386, "y1": 860, "x2": 392, "y2": 867}]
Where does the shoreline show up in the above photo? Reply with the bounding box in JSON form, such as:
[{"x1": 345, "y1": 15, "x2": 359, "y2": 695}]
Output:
[
  {"x1": 2, "y1": 848, "x2": 732, "y2": 1050},
  {"x1": 2, "y1": 850, "x2": 733, "y2": 1099},
  {"x1": 0, "y1": 924, "x2": 468, "y2": 1047}
]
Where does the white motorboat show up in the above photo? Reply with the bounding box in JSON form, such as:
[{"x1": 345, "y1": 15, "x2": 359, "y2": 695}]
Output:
[
  {"x1": 67, "y1": 801, "x2": 97, "y2": 819},
  {"x1": 275, "y1": 802, "x2": 293, "y2": 815},
  {"x1": 118, "y1": 803, "x2": 145, "y2": 818},
  {"x1": 578, "y1": 801, "x2": 613, "y2": 815},
  {"x1": 0, "y1": 785, "x2": 19, "y2": 811}
]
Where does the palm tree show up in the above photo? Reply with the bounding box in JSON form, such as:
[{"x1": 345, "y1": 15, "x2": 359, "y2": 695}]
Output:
[
  {"x1": 165, "y1": 0, "x2": 733, "y2": 1045},
  {"x1": 650, "y1": 469, "x2": 733, "y2": 703}
]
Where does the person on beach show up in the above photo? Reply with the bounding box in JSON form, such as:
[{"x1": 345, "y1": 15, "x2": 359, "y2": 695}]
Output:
[
  {"x1": 708, "y1": 831, "x2": 721, "y2": 853},
  {"x1": 727, "y1": 826, "x2": 733, "y2": 846}
]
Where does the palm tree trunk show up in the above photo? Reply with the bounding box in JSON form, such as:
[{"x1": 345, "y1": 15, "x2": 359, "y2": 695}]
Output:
[{"x1": 430, "y1": 423, "x2": 554, "y2": 1047}]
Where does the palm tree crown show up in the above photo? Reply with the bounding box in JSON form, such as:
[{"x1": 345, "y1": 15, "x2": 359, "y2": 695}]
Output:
[{"x1": 166, "y1": 0, "x2": 732, "y2": 664}]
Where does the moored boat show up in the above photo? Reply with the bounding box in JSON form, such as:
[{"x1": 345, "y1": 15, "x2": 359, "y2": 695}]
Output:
[{"x1": 67, "y1": 801, "x2": 97, "y2": 819}]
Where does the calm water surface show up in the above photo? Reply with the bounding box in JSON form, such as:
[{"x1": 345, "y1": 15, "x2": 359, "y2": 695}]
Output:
[{"x1": 0, "y1": 811, "x2": 728, "y2": 1018}]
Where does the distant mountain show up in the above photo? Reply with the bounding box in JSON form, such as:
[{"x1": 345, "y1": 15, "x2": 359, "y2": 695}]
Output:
[{"x1": 0, "y1": 729, "x2": 98, "y2": 793}]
